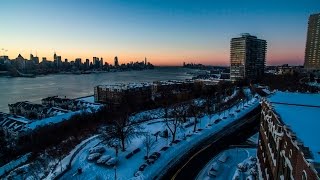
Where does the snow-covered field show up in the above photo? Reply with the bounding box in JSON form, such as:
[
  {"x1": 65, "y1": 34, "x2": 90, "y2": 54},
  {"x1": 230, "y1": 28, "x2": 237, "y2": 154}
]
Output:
[{"x1": 55, "y1": 94, "x2": 260, "y2": 180}]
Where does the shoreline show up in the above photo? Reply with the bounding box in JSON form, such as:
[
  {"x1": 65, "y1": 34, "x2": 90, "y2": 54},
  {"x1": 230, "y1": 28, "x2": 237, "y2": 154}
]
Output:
[{"x1": 0, "y1": 67, "x2": 159, "y2": 78}]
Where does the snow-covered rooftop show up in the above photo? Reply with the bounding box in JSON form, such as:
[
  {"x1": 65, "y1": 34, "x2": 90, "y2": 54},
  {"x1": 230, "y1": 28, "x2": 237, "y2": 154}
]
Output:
[
  {"x1": 267, "y1": 91, "x2": 320, "y2": 163},
  {"x1": 97, "y1": 82, "x2": 153, "y2": 91}
]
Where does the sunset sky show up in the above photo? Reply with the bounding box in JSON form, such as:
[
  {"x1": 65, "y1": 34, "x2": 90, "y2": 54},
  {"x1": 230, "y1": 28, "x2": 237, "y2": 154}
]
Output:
[{"x1": 1, "y1": 0, "x2": 319, "y2": 66}]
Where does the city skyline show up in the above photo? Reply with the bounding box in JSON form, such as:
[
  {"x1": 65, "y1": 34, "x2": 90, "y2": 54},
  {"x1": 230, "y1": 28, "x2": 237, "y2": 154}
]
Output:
[{"x1": 1, "y1": 0, "x2": 320, "y2": 66}]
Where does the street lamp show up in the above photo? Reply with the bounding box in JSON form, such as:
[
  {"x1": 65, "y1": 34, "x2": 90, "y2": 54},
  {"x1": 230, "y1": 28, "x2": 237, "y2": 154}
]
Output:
[{"x1": 114, "y1": 165, "x2": 117, "y2": 180}]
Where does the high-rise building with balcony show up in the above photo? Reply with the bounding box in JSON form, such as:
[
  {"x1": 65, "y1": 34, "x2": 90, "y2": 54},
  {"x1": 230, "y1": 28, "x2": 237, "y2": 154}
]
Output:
[
  {"x1": 230, "y1": 33, "x2": 267, "y2": 81},
  {"x1": 304, "y1": 13, "x2": 320, "y2": 70}
]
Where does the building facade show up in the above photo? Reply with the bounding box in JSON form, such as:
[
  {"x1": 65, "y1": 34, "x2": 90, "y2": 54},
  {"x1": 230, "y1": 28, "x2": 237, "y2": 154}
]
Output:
[
  {"x1": 304, "y1": 13, "x2": 320, "y2": 70},
  {"x1": 230, "y1": 33, "x2": 267, "y2": 81},
  {"x1": 258, "y1": 92, "x2": 320, "y2": 179}
]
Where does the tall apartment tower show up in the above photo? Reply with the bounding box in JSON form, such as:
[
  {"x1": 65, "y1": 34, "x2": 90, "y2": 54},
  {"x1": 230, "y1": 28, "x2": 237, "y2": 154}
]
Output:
[
  {"x1": 304, "y1": 13, "x2": 320, "y2": 70},
  {"x1": 230, "y1": 33, "x2": 267, "y2": 81}
]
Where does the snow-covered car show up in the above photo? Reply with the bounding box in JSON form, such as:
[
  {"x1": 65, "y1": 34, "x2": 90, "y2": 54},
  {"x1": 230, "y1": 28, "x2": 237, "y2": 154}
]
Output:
[
  {"x1": 248, "y1": 167, "x2": 257, "y2": 175},
  {"x1": 139, "y1": 163, "x2": 148, "y2": 171},
  {"x1": 150, "y1": 152, "x2": 161, "y2": 159},
  {"x1": 146, "y1": 158, "x2": 155, "y2": 164},
  {"x1": 97, "y1": 155, "x2": 111, "y2": 164},
  {"x1": 89, "y1": 146, "x2": 105, "y2": 154},
  {"x1": 214, "y1": 119, "x2": 222, "y2": 124},
  {"x1": 207, "y1": 162, "x2": 220, "y2": 177},
  {"x1": 106, "y1": 157, "x2": 118, "y2": 166},
  {"x1": 232, "y1": 169, "x2": 240, "y2": 180},
  {"x1": 218, "y1": 153, "x2": 229, "y2": 163},
  {"x1": 134, "y1": 170, "x2": 143, "y2": 177},
  {"x1": 249, "y1": 156, "x2": 257, "y2": 162},
  {"x1": 237, "y1": 162, "x2": 248, "y2": 172},
  {"x1": 87, "y1": 153, "x2": 102, "y2": 161}
]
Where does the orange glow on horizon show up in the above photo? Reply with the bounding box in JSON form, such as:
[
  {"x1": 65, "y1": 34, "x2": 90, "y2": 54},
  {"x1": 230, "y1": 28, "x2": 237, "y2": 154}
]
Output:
[{"x1": 4, "y1": 47, "x2": 305, "y2": 66}]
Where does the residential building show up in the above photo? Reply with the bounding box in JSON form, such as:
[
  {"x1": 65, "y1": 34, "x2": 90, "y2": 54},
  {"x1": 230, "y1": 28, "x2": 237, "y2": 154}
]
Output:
[
  {"x1": 230, "y1": 33, "x2": 267, "y2": 81},
  {"x1": 304, "y1": 13, "x2": 320, "y2": 70},
  {"x1": 8, "y1": 101, "x2": 46, "y2": 119},
  {"x1": 0, "y1": 112, "x2": 29, "y2": 138},
  {"x1": 258, "y1": 92, "x2": 320, "y2": 179},
  {"x1": 94, "y1": 83, "x2": 153, "y2": 108}
]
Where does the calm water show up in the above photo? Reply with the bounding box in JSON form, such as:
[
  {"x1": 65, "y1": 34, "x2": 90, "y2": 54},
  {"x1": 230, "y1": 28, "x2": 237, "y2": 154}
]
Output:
[{"x1": 0, "y1": 67, "x2": 197, "y2": 112}]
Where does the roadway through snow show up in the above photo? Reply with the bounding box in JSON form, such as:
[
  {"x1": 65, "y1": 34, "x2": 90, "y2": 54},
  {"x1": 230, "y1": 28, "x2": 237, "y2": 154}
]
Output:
[{"x1": 157, "y1": 105, "x2": 261, "y2": 180}]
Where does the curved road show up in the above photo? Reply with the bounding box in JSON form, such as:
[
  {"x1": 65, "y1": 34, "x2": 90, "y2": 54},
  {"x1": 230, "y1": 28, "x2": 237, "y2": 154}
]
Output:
[{"x1": 158, "y1": 105, "x2": 261, "y2": 180}]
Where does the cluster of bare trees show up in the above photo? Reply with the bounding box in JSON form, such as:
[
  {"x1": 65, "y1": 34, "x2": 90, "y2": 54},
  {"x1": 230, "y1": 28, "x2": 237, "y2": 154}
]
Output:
[{"x1": 101, "y1": 113, "x2": 144, "y2": 152}]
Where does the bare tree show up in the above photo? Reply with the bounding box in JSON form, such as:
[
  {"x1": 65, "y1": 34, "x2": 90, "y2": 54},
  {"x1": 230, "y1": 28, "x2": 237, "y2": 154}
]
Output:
[
  {"x1": 28, "y1": 161, "x2": 43, "y2": 180},
  {"x1": 143, "y1": 132, "x2": 157, "y2": 157},
  {"x1": 188, "y1": 101, "x2": 203, "y2": 132},
  {"x1": 102, "y1": 114, "x2": 143, "y2": 151},
  {"x1": 205, "y1": 95, "x2": 215, "y2": 124},
  {"x1": 164, "y1": 105, "x2": 184, "y2": 142}
]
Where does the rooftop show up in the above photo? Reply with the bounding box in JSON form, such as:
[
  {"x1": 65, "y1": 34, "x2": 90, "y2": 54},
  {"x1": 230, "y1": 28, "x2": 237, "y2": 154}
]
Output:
[
  {"x1": 267, "y1": 91, "x2": 320, "y2": 163},
  {"x1": 98, "y1": 82, "x2": 153, "y2": 90}
]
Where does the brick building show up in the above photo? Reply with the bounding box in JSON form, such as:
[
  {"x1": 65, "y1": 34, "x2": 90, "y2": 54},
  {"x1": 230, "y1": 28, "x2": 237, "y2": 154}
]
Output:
[
  {"x1": 258, "y1": 92, "x2": 320, "y2": 179},
  {"x1": 94, "y1": 82, "x2": 153, "y2": 110}
]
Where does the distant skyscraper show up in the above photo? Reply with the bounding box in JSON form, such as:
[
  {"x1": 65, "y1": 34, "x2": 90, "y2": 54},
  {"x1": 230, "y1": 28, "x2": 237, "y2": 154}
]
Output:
[
  {"x1": 85, "y1": 59, "x2": 89, "y2": 68},
  {"x1": 75, "y1": 58, "x2": 82, "y2": 68},
  {"x1": 100, "y1": 57, "x2": 104, "y2": 67},
  {"x1": 304, "y1": 13, "x2": 320, "y2": 70},
  {"x1": 53, "y1": 52, "x2": 57, "y2": 61},
  {"x1": 230, "y1": 33, "x2": 267, "y2": 81},
  {"x1": 114, "y1": 56, "x2": 119, "y2": 67},
  {"x1": 53, "y1": 52, "x2": 62, "y2": 68},
  {"x1": 29, "y1": 54, "x2": 39, "y2": 64}
]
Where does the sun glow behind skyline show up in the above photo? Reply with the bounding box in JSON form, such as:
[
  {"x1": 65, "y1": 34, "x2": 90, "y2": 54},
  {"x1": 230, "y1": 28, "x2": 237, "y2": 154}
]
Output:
[{"x1": 1, "y1": 0, "x2": 319, "y2": 66}]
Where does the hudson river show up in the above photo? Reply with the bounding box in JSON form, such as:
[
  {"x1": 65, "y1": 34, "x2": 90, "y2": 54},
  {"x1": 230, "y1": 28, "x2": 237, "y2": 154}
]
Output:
[{"x1": 0, "y1": 67, "x2": 197, "y2": 112}]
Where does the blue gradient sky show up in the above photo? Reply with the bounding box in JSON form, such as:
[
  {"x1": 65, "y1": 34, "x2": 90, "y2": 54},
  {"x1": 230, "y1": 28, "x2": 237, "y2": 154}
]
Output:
[{"x1": 1, "y1": 0, "x2": 319, "y2": 66}]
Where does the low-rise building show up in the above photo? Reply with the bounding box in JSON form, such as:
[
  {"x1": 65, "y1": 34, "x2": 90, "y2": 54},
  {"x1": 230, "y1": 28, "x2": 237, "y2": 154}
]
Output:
[
  {"x1": 0, "y1": 112, "x2": 29, "y2": 138},
  {"x1": 42, "y1": 96, "x2": 101, "y2": 112},
  {"x1": 42, "y1": 96, "x2": 73, "y2": 109},
  {"x1": 8, "y1": 101, "x2": 45, "y2": 119},
  {"x1": 94, "y1": 82, "x2": 153, "y2": 109},
  {"x1": 94, "y1": 80, "x2": 201, "y2": 110},
  {"x1": 258, "y1": 92, "x2": 320, "y2": 179}
]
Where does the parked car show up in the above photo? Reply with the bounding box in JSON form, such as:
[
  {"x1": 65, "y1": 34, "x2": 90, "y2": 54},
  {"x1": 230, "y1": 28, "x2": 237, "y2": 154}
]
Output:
[
  {"x1": 208, "y1": 162, "x2": 220, "y2": 177},
  {"x1": 150, "y1": 152, "x2": 161, "y2": 159},
  {"x1": 214, "y1": 119, "x2": 221, "y2": 124},
  {"x1": 87, "y1": 153, "x2": 102, "y2": 161},
  {"x1": 97, "y1": 155, "x2": 111, "y2": 164},
  {"x1": 160, "y1": 146, "x2": 169, "y2": 151},
  {"x1": 139, "y1": 163, "x2": 148, "y2": 171},
  {"x1": 237, "y1": 162, "x2": 248, "y2": 172},
  {"x1": 89, "y1": 146, "x2": 105, "y2": 154},
  {"x1": 218, "y1": 153, "x2": 229, "y2": 163},
  {"x1": 146, "y1": 158, "x2": 155, "y2": 164},
  {"x1": 106, "y1": 157, "x2": 118, "y2": 166}
]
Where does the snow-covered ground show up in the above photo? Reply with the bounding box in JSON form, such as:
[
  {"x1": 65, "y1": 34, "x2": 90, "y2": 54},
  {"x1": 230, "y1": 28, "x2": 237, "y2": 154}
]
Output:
[
  {"x1": 56, "y1": 93, "x2": 260, "y2": 180},
  {"x1": 46, "y1": 135, "x2": 100, "y2": 180},
  {"x1": 0, "y1": 153, "x2": 31, "y2": 177},
  {"x1": 196, "y1": 148, "x2": 257, "y2": 180}
]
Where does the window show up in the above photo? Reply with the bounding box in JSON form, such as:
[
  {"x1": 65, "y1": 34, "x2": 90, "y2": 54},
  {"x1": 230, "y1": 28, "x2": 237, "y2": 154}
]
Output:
[{"x1": 302, "y1": 171, "x2": 307, "y2": 180}]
